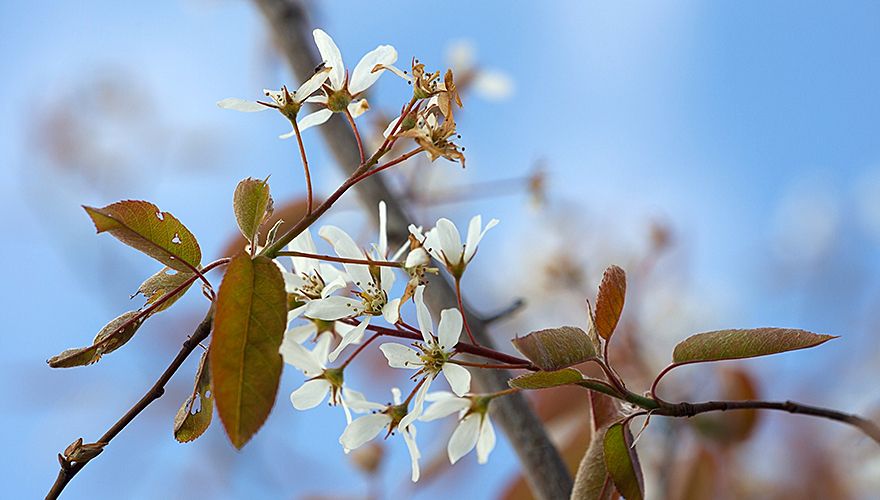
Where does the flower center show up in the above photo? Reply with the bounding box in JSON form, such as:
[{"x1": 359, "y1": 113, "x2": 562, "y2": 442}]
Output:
[
  {"x1": 297, "y1": 272, "x2": 325, "y2": 300},
  {"x1": 327, "y1": 89, "x2": 352, "y2": 113},
  {"x1": 416, "y1": 341, "x2": 449, "y2": 375}
]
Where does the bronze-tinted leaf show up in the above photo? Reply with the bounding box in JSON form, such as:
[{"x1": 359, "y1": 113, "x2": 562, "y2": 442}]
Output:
[
  {"x1": 509, "y1": 368, "x2": 584, "y2": 390},
  {"x1": 594, "y1": 265, "x2": 626, "y2": 341},
  {"x1": 604, "y1": 422, "x2": 644, "y2": 500},
  {"x1": 48, "y1": 310, "x2": 145, "y2": 368},
  {"x1": 137, "y1": 267, "x2": 194, "y2": 314},
  {"x1": 233, "y1": 177, "x2": 273, "y2": 244},
  {"x1": 511, "y1": 326, "x2": 596, "y2": 371},
  {"x1": 210, "y1": 253, "x2": 287, "y2": 449},
  {"x1": 84, "y1": 200, "x2": 201, "y2": 272},
  {"x1": 174, "y1": 350, "x2": 213, "y2": 443},
  {"x1": 571, "y1": 425, "x2": 617, "y2": 500},
  {"x1": 672, "y1": 328, "x2": 837, "y2": 365},
  {"x1": 221, "y1": 197, "x2": 308, "y2": 258}
]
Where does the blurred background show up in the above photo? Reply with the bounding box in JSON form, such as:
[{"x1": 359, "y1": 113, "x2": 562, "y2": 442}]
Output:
[{"x1": 3, "y1": 1, "x2": 880, "y2": 498}]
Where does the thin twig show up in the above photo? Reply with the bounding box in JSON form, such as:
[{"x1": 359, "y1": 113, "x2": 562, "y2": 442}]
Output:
[
  {"x1": 276, "y1": 250, "x2": 404, "y2": 268},
  {"x1": 291, "y1": 119, "x2": 314, "y2": 214},
  {"x1": 46, "y1": 309, "x2": 215, "y2": 499}
]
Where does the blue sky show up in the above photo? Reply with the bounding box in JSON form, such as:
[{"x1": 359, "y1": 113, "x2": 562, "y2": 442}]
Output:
[{"x1": 2, "y1": 1, "x2": 879, "y2": 498}]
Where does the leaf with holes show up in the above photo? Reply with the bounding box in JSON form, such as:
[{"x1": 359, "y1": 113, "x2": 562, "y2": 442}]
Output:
[
  {"x1": 594, "y1": 265, "x2": 626, "y2": 340},
  {"x1": 233, "y1": 177, "x2": 274, "y2": 244},
  {"x1": 175, "y1": 350, "x2": 214, "y2": 443},
  {"x1": 210, "y1": 253, "x2": 287, "y2": 449},
  {"x1": 604, "y1": 422, "x2": 644, "y2": 500},
  {"x1": 48, "y1": 310, "x2": 145, "y2": 368},
  {"x1": 509, "y1": 368, "x2": 584, "y2": 390},
  {"x1": 672, "y1": 328, "x2": 837, "y2": 365},
  {"x1": 84, "y1": 200, "x2": 201, "y2": 272},
  {"x1": 138, "y1": 267, "x2": 195, "y2": 314},
  {"x1": 511, "y1": 326, "x2": 596, "y2": 371}
]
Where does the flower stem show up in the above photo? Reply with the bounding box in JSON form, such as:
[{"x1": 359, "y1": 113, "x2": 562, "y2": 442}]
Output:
[
  {"x1": 291, "y1": 119, "x2": 314, "y2": 214},
  {"x1": 344, "y1": 108, "x2": 366, "y2": 165},
  {"x1": 454, "y1": 278, "x2": 479, "y2": 346},
  {"x1": 403, "y1": 377, "x2": 427, "y2": 406},
  {"x1": 275, "y1": 250, "x2": 404, "y2": 268}
]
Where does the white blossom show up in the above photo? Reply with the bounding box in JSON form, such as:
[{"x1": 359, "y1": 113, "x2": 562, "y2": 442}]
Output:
[
  {"x1": 339, "y1": 387, "x2": 422, "y2": 481},
  {"x1": 217, "y1": 67, "x2": 332, "y2": 138},
  {"x1": 410, "y1": 215, "x2": 498, "y2": 278},
  {"x1": 420, "y1": 391, "x2": 496, "y2": 464},
  {"x1": 378, "y1": 286, "x2": 471, "y2": 415}
]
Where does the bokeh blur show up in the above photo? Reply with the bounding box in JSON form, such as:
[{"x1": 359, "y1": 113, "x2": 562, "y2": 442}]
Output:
[{"x1": 3, "y1": 1, "x2": 880, "y2": 498}]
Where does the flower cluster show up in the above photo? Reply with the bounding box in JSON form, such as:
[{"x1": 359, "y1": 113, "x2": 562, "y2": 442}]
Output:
[{"x1": 220, "y1": 28, "x2": 507, "y2": 483}]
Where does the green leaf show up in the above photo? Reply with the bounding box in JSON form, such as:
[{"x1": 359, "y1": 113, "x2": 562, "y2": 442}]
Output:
[
  {"x1": 572, "y1": 425, "x2": 617, "y2": 500},
  {"x1": 210, "y1": 253, "x2": 287, "y2": 449},
  {"x1": 511, "y1": 326, "x2": 596, "y2": 371},
  {"x1": 604, "y1": 422, "x2": 644, "y2": 500},
  {"x1": 84, "y1": 200, "x2": 201, "y2": 272},
  {"x1": 48, "y1": 311, "x2": 145, "y2": 368},
  {"x1": 138, "y1": 267, "x2": 194, "y2": 314},
  {"x1": 233, "y1": 177, "x2": 273, "y2": 244},
  {"x1": 594, "y1": 265, "x2": 626, "y2": 341},
  {"x1": 174, "y1": 350, "x2": 214, "y2": 443},
  {"x1": 509, "y1": 368, "x2": 584, "y2": 390},
  {"x1": 672, "y1": 328, "x2": 837, "y2": 365}
]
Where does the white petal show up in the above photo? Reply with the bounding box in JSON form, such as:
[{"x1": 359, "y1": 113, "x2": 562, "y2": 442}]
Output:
[
  {"x1": 343, "y1": 387, "x2": 385, "y2": 413},
  {"x1": 379, "y1": 343, "x2": 422, "y2": 369},
  {"x1": 448, "y1": 413, "x2": 480, "y2": 464},
  {"x1": 340, "y1": 413, "x2": 390, "y2": 450},
  {"x1": 217, "y1": 98, "x2": 268, "y2": 112},
  {"x1": 285, "y1": 323, "x2": 316, "y2": 344},
  {"x1": 435, "y1": 218, "x2": 463, "y2": 265},
  {"x1": 288, "y1": 230, "x2": 319, "y2": 275},
  {"x1": 328, "y1": 318, "x2": 369, "y2": 362},
  {"x1": 339, "y1": 390, "x2": 353, "y2": 424},
  {"x1": 405, "y1": 248, "x2": 429, "y2": 269},
  {"x1": 402, "y1": 426, "x2": 421, "y2": 482},
  {"x1": 283, "y1": 271, "x2": 307, "y2": 294},
  {"x1": 413, "y1": 286, "x2": 434, "y2": 343},
  {"x1": 287, "y1": 304, "x2": 307, "y2": 324},
  {"x1": 318, "y1": 226, "x2": 373, "y2": 290},
  {"x1": 321, "y1": 275, "x2": 348, "y2": 298},
  {"x1": 313, "y1": 29, "x2": 345, "y2": 90},
  {"x1": 442, "y1": 363, "x2": 471, "y2": 396},
  {"x1": 382, "y1": 298, "x2": 401, "y2": 324},
  {"x1": 305, "y1": 295, "x2": 362, "y2": 320},
  {"x1": 279, "y1": 339, "x2": 323, "y2": 374},
  {"x1": 437, "y1": 308, "x2": 463, "y2": 350},
  {"x1": 391, "y1": 387, "x2": 403, "y2": 406},
  {"x1": 420, "y1": 394, "x2": 471, "y2": 421},
  {"x1": 476, "y1": 415, "x2": 496, "y2": 464},
  {"x1": 290, "y1": 379, "x2": 330, "y2": 410},
  {"x1": 279, "y1": 123, "x2": 296, "y2": 140},
  {"x1": 377, "y1": 201, "x2": 388, "y2": 258},
  {"x1": 464, "y1": 216, "x2": 499, "y2": 263},
  {"x1": 376, "y1": 63, "x2": 413, "y2": 84},
  {"x1": 349, "y1": 44, "x2": 398, "y2": 96},
  {"x1": 311, "y1": 332, "x2": 333, "y2": 365},
  {"x1": 297, "y1": 108, "x2": 333, "y2": 132},
  {"x1": 347, "y1": 98, "x2": 370, "y2": 118},
  {"x1": 295, "y1": 67, "x2": 332, "y2": 101},
  {"x1": 401, "y1": 375, "x2": 433, "y2": 429},
  {"x1": 305, "y1": 94, "x2": 328, "y2": 105}
]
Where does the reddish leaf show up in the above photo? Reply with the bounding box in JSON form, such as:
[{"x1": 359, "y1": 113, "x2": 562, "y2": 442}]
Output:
[
  {"x1": 174, "y1": 350, "x2": 213, "y2": 443},
  {"x1": 137, "y1": 267, "x2": 194, "y2": 314},
  {"x1": 594, "y1": 265, "x2": 626, "y2": 340},
  {"x1": 210, "y1": 253, "x2": 287, "y2": 449},
  {"x1": 672, "y1": 328, "x2": 837, "y2": 365},
  {"x1": 48, "y1": 310, "x2": 145, "y2": 368},
  {"x1": 511, "y1": 326, "x2": 596, "y2": 371},
  {"x1": 571, "y1": 425, "x2": 617, "y2": 500},
  {"x1": 221, "y1": 197, "x2": 308, "y2": 258},
  {"x1": 84, "y1": 200, "x2": 201, "y2": 272}
]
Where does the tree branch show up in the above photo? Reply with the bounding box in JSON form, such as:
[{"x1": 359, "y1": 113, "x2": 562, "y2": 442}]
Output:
[
  {"x1": 251, "y1": 1, "x2": 573, "y2": 497},
  {"x1": 46, "y1": 309, "x2": 215, "y2": 499},
  {"x1": 655, "y1": 399, "x2": 880, "y2": 444}
]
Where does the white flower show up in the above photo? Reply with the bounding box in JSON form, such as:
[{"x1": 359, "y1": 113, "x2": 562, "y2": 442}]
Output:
[
  {"x1": 420, "y1": 391, "x2": 496, "y2": 465},
  {"x1": 279, "y1": 334, "x2": 362, "y2": 424},
  {"x1": 217, "y1": 67, "x2": 332, "y2": 138},
  {"x1": 339, "y1": 387, "x2": 422, "y2": 481},
  {"x1": 282, "y1": 229, "x2": 348, "y2": 303},
  {"x1": 304, "y1": 224, "x2": 400, "y2": 361},
  {"x1": 378, "y1": 286, "x2": 471, "y2": 402},
  {"x1": 298, "y1": 29, "x2": 397, "y2": 131},
  {"x1": 410, "y1": 215, "x2": 499, "y2": 278}
]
